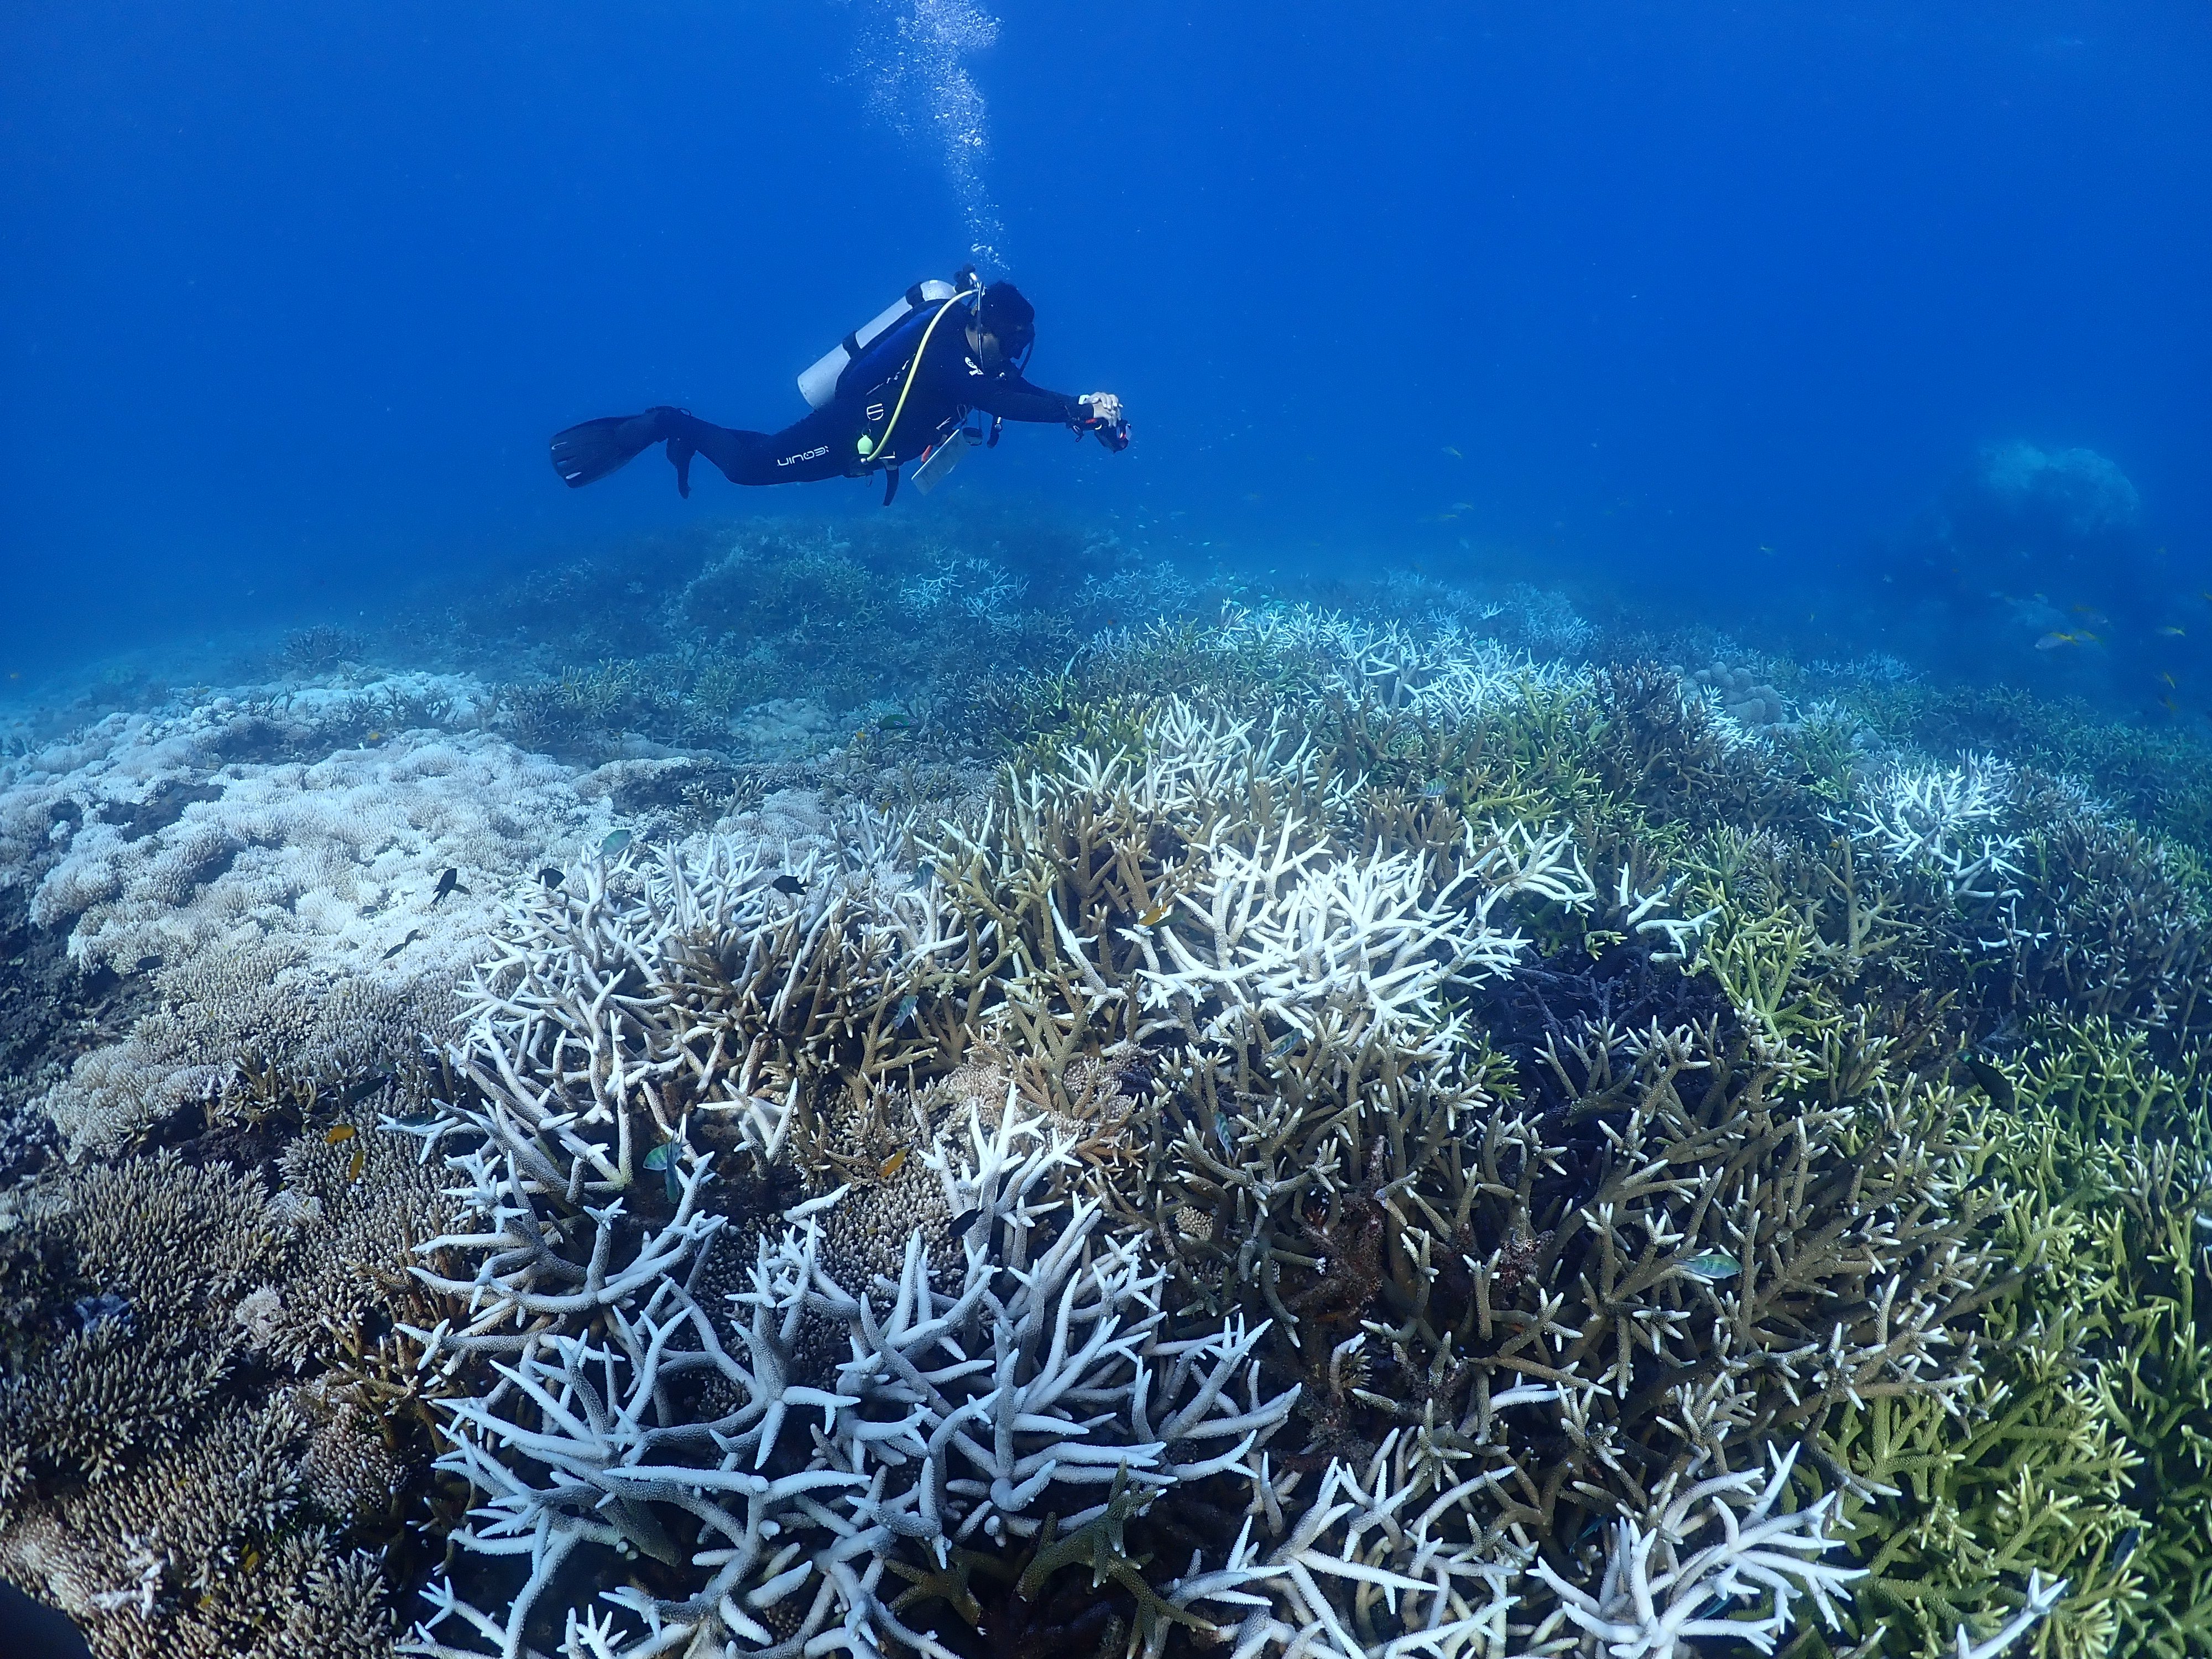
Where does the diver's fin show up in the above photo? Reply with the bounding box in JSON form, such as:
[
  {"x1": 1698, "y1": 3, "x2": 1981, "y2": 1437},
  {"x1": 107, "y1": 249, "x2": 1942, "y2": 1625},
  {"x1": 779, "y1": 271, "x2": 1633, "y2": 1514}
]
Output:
[{"x1": 549, "y1": 409, "x2": 677, "y2": 489}]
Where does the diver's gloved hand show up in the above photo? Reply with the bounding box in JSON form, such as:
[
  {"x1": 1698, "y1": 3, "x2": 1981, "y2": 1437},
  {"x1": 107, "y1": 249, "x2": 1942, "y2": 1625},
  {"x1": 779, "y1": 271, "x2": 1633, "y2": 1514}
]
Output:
[{"x1": 1077, "y1": 393, "x2": 1130, "y2": 452}]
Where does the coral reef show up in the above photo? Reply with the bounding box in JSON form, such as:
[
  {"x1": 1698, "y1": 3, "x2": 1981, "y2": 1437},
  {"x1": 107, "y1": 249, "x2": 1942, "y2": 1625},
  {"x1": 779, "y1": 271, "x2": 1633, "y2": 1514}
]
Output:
[{"x1": 14, "y1": 529, "x2": 2212, "y2": 1659}]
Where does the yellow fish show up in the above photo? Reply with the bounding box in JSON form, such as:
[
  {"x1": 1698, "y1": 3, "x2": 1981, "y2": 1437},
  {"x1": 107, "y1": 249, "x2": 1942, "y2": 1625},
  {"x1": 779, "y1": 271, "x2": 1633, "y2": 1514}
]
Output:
[
  {"x1": 2162, "y1": 671, "x2": 2179, "y2": 688},
  {"x1": 2035, "y1": 632, "x2": 2075, "y2": 651},
  {"x1": 878, "y1": 1148, "x2": 909, "y2": 1180},
  {"x1": 2162, "y1": 625, "x2": 2187, "y2": 636},
  {"x1": 347, "y1": 1146, "x2": 366, "y2": 1182},
  {"x1": 1138, "y1": 899, "x2": 1174, "y2": 927},
  {"x1": 2164, "y1": 696, "x2": 2183, "y2": 714},
  {"x1": 324, "y1": 1124, "x2": 356, "y2": 1145}
]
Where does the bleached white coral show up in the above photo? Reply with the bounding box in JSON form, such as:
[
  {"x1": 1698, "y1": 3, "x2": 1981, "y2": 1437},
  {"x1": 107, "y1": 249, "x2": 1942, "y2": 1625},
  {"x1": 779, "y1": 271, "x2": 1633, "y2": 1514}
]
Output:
[
  {"x1": 1128, "y1": 817, "x2": 1591, "y2": 1052},
  {"x1": 1210, "y1": 606, "x2": 1582, "y2": 719},
  {"x1": 403, "y1": 1088, "x2": 1297, "y2": 1659},
  {"x1": 1527, "y1": 1448, "x2": 1860, "y2": 1659},
  {"x1": 1850, "y1": 753, "x2": 2021, "y2": 900}
]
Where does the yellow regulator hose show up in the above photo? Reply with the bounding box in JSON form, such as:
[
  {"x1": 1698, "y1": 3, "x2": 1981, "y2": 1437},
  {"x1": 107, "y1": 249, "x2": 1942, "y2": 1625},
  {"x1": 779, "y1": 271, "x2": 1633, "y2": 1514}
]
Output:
[{"x1": 859, "y1": 289, "x2": 973, "y2": 463}]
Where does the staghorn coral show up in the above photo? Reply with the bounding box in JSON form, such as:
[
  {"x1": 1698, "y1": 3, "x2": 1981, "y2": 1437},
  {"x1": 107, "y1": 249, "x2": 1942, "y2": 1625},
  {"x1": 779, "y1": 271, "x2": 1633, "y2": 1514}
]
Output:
[
  {"x1": 23, "y1": 587, "x2": 2196, "y2": 1659},
  {"x1": 376, "y1": 683, "x2": 2044, "y2": 1659}
]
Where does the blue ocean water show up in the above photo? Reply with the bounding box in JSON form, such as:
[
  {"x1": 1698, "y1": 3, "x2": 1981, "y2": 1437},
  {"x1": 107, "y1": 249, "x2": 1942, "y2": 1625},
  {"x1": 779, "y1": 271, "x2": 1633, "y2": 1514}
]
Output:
[
  {"x1": 6, "y1": 10, "x2": 2212, "y2": 1656},
  {"x1": 4, "y1": 1, "x2": 2208, "y2": 701}
]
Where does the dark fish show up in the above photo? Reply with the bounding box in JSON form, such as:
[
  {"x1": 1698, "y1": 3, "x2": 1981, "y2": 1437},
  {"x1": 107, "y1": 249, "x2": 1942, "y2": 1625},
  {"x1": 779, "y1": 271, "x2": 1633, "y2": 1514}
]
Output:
[
  {"x1": 380, "y1": 929, "x2": 421, "y2": 961},
  {"x1": 432, "y1": 868, "x2": 468, "y2": 905},
  {"x1": 2115, "y1": 1525, "x2": 2142, "y2": 1564},
  {"x1": 539, "y1": 867, "x2": 566, "y2": 888},
  {"x1": 771, "y1": 874, "x2": 806, "y2": 896},
  {"x1": 877, "y1": 713, "x2": 916, "y2": 732},
  {"x1": 1965, "y1": 1054, "x2": 2016, "y2": 1112},
  {"x1": 341, "y1": 1074, "x2": 392, "y2": 1108},
  {"x1": 947, "y1": 1207, "x2": 984, "y2": 1239}
]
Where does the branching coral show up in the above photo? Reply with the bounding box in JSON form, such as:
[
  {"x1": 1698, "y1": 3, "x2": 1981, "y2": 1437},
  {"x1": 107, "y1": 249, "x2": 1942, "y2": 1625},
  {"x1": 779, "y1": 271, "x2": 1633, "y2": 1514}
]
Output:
[{"x1": 20, "y1": 592, "x2": 2188, "y2": 1659}]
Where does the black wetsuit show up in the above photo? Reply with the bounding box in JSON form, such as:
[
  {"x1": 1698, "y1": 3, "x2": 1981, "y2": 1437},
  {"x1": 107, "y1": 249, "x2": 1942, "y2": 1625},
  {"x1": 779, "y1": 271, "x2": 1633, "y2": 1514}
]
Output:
[{"x1": 668, "y1": 317, "x2": 1086, "y2": 489}]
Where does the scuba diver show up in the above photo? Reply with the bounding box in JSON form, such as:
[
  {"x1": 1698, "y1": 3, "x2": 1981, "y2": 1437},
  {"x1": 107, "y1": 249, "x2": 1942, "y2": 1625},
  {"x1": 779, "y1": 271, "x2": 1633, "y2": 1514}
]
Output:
[{"x1": 549, "y1": 270, "x2": 1129, "y2": 505}]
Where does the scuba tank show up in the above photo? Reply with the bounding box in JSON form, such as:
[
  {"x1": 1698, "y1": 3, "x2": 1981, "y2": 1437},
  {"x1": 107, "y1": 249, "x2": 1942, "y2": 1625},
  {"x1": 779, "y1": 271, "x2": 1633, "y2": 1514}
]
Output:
[{"x1": 796, "y1": 272, "x2": 976, "y2": 410}]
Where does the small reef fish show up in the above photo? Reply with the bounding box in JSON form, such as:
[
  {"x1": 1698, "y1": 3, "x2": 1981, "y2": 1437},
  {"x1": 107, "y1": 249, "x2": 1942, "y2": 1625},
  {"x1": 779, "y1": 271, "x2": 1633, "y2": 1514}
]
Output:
[
  {"x1": 1136, "y1": 899, "x2": 1173, "y2": 927},
  {"x1": 339, "y1": 1074, "x2": 389, "y2": 1109},
  {"x1": 643, "y1": 1141, "x2": 683, "y2": 1200},
  {"x1": 2034, "y1": 630, "x2": 2097, "y2": 650},
  {"x1": 1421, "y1": 778, "x2": 1447, "y2": 800},
  {"x1": 601, "y1": 828, "x2": 632, "y2": 856},
  {"x1": 324, "y1": 1124, "x2": 357, "y2": 1145},
  {"x1": 1964, "y1": 1054, "x2": 2016, "y2": 1111},
  {"x1": 893, "y1": 993, "x2": 920, "y2": 1029},
  {"x1": 431, "y1": 867, "x2": 468, "y2": 905},
  {"x1": 1269, "y1": 1031, "x2": 1301, "y2": 1060},
  {"x1": 346, "y1": 1146, "x2": 366, "y2": 1183},
  {"x1": 538, "y1": 867, "x2": 565, "y2": 888},
  {"x1": 878, "y1": 1149, "x2": 909, "y2": 1180},
  {"x1": 1677, "y1": 1250, "x2": 1741, "y2": 1281},
  {"x1": 947, "y1": 1206, "x2": 984, "y2": 1238},
  {"x1": 771, "y1": 874, "x2": 807, "y2": 896},
  {"x1": 877, "y1": 712, "x2": 916, "y2": 732},
  {"x1": 379, "y1": 928, "x2": 421, "y2": 961},
  {"x1": 2162, "y1": 672, "x2": 2179, "y2": 688},
  {"x1": 2162, "y1": 625, "x2": 2188, "y2": 636},
  {"x1": 1441, "y1": 445, "x2": 1463, "y2": 459}
]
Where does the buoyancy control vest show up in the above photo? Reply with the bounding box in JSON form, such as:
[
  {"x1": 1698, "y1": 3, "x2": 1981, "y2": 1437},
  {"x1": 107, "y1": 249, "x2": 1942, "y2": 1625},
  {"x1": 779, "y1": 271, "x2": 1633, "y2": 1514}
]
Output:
[{"x1": 796, "y1": 275, "x2": 977, "y2": 412}]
